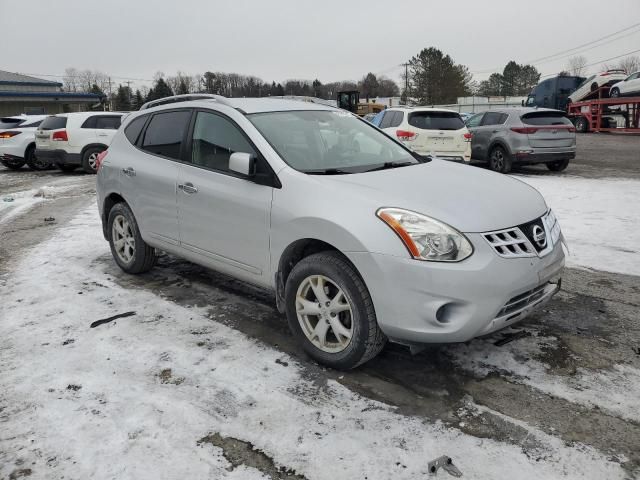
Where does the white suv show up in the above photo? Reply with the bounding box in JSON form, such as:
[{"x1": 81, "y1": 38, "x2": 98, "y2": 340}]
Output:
[
  {"x1": 0, "y1": 115, "x2": 49, "y2": 170},
  {"x1": 377, "y1": 107, "x2": 471, "y2": 162},
  {"x1": 35, "y1": 112, "x2": 123, "y2": 173}
]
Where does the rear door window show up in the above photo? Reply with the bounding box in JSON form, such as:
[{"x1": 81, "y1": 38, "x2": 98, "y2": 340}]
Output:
[
  {"x1": 141, "y1": 110, "x2": 192, "y2": 160},
  {"x1": 408, "y1": 111, "x2": 464, "y2": 130},
  {"x1": 19, "y1": 119, "x2": 43, "y2": 128},
  {"x1": 39, "y1": 116, "x2": 67, "y2": 130},
  {"x1": 96, "y1": 116, "x2": 122, "y2": 130},
  {"x1": 465, "y1": 113, "x2": 484, "y2": 127},
  {"x1": 389, "y1": 111, "x2": 404, "y2": 128},
  {"x1": 521, "y1": 112, "x2": 572, "y2": 126},
  {"x1": 378, "y1": 111, "x2": 395, "y2": 129},
  {"x1": 480, "y1": 112, "x2": 507, "y2": 126}
]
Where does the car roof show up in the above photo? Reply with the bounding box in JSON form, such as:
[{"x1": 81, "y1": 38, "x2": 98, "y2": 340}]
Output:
[
  {"x1": 147, "y1": 97, "x2": 338, "y2": 115},
  {"x1": 52, "y1": 111, "x2": 124, "y2": 118},
  {"x1": 386, "y1": 106, "x2": 460, "y2": 114},
  {"x1": 482, "y1": 107, "x2": 565, "y2": 115}
]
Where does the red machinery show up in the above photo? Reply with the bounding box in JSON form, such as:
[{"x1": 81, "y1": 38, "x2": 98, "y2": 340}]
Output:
[{"x1": 567, "y1": 86, "x2": 640, "y2": 133}]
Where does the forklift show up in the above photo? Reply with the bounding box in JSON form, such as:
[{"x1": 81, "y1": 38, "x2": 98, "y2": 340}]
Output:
[{"x1": 337, "y1": 90, "x2": 385, "y2": 117}]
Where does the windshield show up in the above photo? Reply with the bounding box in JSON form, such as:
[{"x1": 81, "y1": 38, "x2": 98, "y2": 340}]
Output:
[{"x1": 248, "y1": 110, "x2": 421, "y2": 173}]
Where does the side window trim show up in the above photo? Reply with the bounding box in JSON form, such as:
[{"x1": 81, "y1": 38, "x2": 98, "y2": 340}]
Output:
[
  {"x1": 183, "y1": 108, "x2": 280, "y2": 188},
  {"x1": 138, "y1": 108, "x2": 194, "y2": 161}
]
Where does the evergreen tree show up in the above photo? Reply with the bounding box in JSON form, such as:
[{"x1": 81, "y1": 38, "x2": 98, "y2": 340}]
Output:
[
  {"x1": 177, "y1": 78, "x2": 189, "y2": 95},
  {"x1": 113, "y1": 84, "x2": 132, "y2": 111},
  {"x1": 407, "y1": 47, "x2": 473, "y2": 104},
  {"x1": 151, "y1": 77, "x2": 174, "y2": 100},
  {"x1": 131, "y1": 89, "x2": 144, "y2": 110}
]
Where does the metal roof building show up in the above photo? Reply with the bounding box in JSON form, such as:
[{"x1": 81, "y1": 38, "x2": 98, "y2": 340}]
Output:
[{"x1": 0, "y1": 70, "x2": 103, "y2": 116}]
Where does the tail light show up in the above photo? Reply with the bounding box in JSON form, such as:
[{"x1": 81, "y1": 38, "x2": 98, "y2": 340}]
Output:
[
  {"x1": 52, "y1": 130, "x2": 68, "y2": 141},
  {"x1": 463, "y1": 132, "x2": 473, "y2": 142},
  {"x1": 0, "y1": 131, "x2": 21, "y2": 139},
  {"x1": 568, "y1": 127, "x2": 576, "y2": 133},
  {"x1": 510, "y1": 127, "x2": 538, "y2": 134},
  {"x1": 396, "y1": 130, "x2": 418, "y2": 141},
  {"x1": 95, "y1": 150, "x2": 108, "y2": 171}
]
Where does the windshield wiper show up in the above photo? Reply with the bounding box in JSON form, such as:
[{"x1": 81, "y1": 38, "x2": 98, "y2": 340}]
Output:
[
  {"x1": 305, "y1": 168, "x2": 352, "y2": 175},
  {"x1": 363, "y1": 161, "x2": 415, "y2": 173}
]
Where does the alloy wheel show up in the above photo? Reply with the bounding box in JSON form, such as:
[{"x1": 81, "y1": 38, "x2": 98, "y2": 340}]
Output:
[
  {"x1": 88, "y1": 152, "x2": 100, "y2": 171},
  {"x1": 112, "y1": 214, "x2": 136, "y2": 264},
  {"x1": 296, "y1": 274, "x2": 353, "y2": 353},
  {"x1": 491, "y1": 150, "x2": 504, "y2": 171}
]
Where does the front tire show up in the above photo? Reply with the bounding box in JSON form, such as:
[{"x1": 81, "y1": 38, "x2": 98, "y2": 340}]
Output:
[
  {"x1": 488, "y1": 146, "x2": 512, "y2": 173},
  {"x1": 284, "y1": 251, "x2": 386, "y2": 370},
  {"x1": 107, "y1": 203, "x2": 157, "y2": 274},
  {"x1": 82, "y1": 147, "x2": 104, "y2": 174},
  {"x1": 1, "y1": 158, "x2": 25, "y2": 170},
  {"x1": 25, "y1": 146, "x2": 52, "y2": 171},
  {"x1": 546, "y1": 159, "x2": 570, "y2": 172}
]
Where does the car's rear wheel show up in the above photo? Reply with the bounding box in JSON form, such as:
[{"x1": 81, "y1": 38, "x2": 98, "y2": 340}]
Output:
[
  {"x1": 82, "y1": 147, "x2": 104, "y2": 174},
  {"x1": 574, "y1": 117, "x2": 589, "y2": 133},
  {"x1": 1, "y1": 158, "x2": 26, "y2": 170},
  {"x1": 488, "y1": 146, "x2": 512, "y2": 173},
  {"x1": 25, "y1": 146, "x2": 52, "y2": 171},
  {"x1": 546, "y1": 159, "x2": 570, "y2": 172},
  {"x1": 610, "y1": 87, "x2": 620, "y2": 98},
  {"x1": 107, "y1": 202, "x2": 157, "y2": 274},
  {"x1": 284, "y1": 251, "x2": 386, "y2": 370}
]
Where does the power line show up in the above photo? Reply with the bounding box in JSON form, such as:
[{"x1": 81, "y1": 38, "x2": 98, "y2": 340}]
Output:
[
  {"x1": 538, "y1": 47, "x2": 640, "y2": 79},
  {"x1": 471, "y1": 22, "x2": 640, "y2": 74}
]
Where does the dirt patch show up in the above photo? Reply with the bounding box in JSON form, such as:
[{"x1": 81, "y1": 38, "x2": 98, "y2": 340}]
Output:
[
  {"x1": 157, "y1": 368, "x2": 184, "y2": 385},
  {"x1": 9, "y1": 468, "x2": 32, "y2": 479},
  {"x1": 197, "y1": 433, "x2": 307, "y2": 479}
]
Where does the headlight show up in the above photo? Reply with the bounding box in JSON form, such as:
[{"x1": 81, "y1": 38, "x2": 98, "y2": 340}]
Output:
[{"x1": 376, "y1": 208, "x2": 473, "y2": 262}]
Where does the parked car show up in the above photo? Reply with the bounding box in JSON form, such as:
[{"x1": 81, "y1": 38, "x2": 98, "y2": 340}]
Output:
[
  {"x1": 35, "y1": 112, "x2": 124, "y2": 173},
  {"x1": 609, "y1": 71, "x2": 640, "y2": 98},
  {"x1": 0, "y1": 115, "x2": 34, "y2": 132},
  {"x1": 370, "y1": 110, "x2": 384, "y2": 127},
  {"x1": 377, "y1": 107, "x2": 471, "y2": 162},
  {"x1": 465, "y1": 108, "x2": 576, "y2": 173},
  {"x1": 0, "y1": 115, "x2": 49, "y2": 170},
  {"x1": 96, "y1": 96, "x2": 565, "y2": 370},
  {"x1": 363, "y1": 112, "x2": 378, "y2": 123},
  {"x1": 567, "y1": 69, "x2": 627, "y2": 103},
  {"x1": 459, "y1": 112, "x2": 473, "y2": 122}
]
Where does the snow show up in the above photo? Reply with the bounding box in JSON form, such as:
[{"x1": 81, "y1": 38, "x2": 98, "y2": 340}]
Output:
[
  {"x1": 514, "y1": 174, "x2": 640, "y2": 277},
  {"x1": 0, "y1": 206, "x2": 628, "y2": 479}
]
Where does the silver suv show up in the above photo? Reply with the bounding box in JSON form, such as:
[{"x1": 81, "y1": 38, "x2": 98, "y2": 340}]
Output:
[
  {"x1": 465, "y1": 108, "x2": 576, "y2": 173},
  {"x1": 96, "y1": 96, "x2": 565, "y2": 369}
]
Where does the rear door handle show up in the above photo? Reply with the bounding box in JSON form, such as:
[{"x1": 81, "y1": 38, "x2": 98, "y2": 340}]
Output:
[
  {"x1": 122, "y1": 167, "x2": 136, "y2": 177},
  {"x1": 178, "y1": 182, "x2": 198, "y2": 194}
]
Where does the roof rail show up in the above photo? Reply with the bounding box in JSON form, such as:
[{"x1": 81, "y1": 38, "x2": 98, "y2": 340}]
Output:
[{"x1": 139, "y1": 93, "x2": 233, "y2": 110}]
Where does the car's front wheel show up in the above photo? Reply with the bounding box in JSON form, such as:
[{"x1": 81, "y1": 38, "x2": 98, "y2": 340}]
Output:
[
  {"x1": 25, "y1": 146, "x2": 52, "y2": 171},
  {"x1": 1, "y1": 158, "x2": 25, "y2": 170},
  {"x1": 107, "y1": 202, "x2": 157, "y2": 274},
  {"x1": 546, "y1": 159, "x2": 570, "y2": 172},
  {"x1": 82, "y1": 147, "x2": 104, "y2": 174},
  {"x1": 488, "y1": 146, "x2": 512, "y2": 173},
  {"x1": 284, "y1": 251, "x2": 386, "y2": 370}
]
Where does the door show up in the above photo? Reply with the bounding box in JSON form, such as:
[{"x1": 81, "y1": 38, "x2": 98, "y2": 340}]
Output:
[
  {"x1": 474, "y1": 112, "x2": 507, "y2": 158},
  {"x1": 122, "y1": 110, "x2": 192, "y2": 246},
  {"x1": 177, "y1": 110, "x2": 272, "y2": 282},
  {"x1": 622, "y1": 72, "x2": 640, "y2": 95},
  {"x1": 465, "y1": 112, "x2": 485, "y2": 158}
]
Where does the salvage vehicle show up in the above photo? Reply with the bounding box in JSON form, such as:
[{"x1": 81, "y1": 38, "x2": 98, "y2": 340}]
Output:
[
  {"x1": 465, "y1": 108, "x2": 576, "y2": 173},
  {"x1": 35, "y1": 112, "x2": 123, "y2": 173},
  {"x1": 0, "y1": 115, "x2": 49, "y2": 170},
  {"x1": 609, "y1": 71, "x2": 640, "y2": 98},
  {"x1": 377, "y1": 107, "x2": 472, "y2": 162},
  {"x1": 96, "y1": 95, "x2": 565, "y2": 369},
  {"x1": 568, "y1": 69, "x2": 627, "y2": 103}
]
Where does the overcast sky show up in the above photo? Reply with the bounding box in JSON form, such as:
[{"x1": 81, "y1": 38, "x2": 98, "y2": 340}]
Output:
[{"x1": 2, "y1": 0, "x2": 639, "y2": 90}]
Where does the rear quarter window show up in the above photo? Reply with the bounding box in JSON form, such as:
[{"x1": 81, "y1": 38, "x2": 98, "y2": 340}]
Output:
[
  {"x1": 409, "y1": 111, "x2": 464, "y2": 130},
  {"x1": 124, "y1": 116, "x2": 147, "y2": 145},
  {"x1": 39, "y1": 116, "x2": 67, "y2": 130},
  {"x1": 521, "y1": 112, "x2": 572, "y2": 126}
]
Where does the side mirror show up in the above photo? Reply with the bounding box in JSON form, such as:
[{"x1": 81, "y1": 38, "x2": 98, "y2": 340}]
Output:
[{"x1": 229, "y1": 152, "x2": 255, "y2": 176}]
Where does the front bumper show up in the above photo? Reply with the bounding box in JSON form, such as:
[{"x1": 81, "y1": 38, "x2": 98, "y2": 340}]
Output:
[
  {"x1": 35, "y1": 149, "x2": 81, "y2": 166},
  {"x1": 346, "y1": 235, "x2": 565, "y2": 345}
]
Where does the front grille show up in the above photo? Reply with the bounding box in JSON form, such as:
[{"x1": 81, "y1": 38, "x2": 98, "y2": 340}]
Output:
[
  {"x1": 483, "y1": 228, "x2": 536, "y2": 258},
  {"x1": 497, "y1": 284, "x2": 548, "y2": 317},
  {"x1": 483, "y1": 210, "x2": 562, "y2": 259}
]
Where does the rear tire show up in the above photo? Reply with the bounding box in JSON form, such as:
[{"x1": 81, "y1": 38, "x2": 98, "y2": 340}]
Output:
[
  {"x1": 546, "y1": 159, "x2": 570, "y2": 172},
  {"x1": 284, "y1": 251, "x2": 386, "y2": 370},
  {"x1": 574, "y1": 117, "x2": 589, "y2": 133},
  {"x1": 488, "y1": 146, "x2": 512, "y2": 174},
  {"x1": 610, "y1": 87, "x2": 620, "y2": 98},
  {"x1": 82, "y1": 147, "x2": 104, "y2": 174},
  {"x1": 107, "y1": 202, "x2": 157, "y2": 274},
  {"x1": 25, "y1": 145, "x2": 52, "y2": 171},
  {"x1": 1, "y1": 158, "x2": 25, "y2": 170}
]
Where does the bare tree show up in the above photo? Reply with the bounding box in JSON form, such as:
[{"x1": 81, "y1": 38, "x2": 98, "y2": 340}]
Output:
[
  {"x1": 618, "y1": 55, "x2": 640, "y2": 74},
  {"x1": 566, "y1": 56, "x2": 588, "y2": 77},
  {"x1": 63, "y1": 67, "x2": 79, "y2": 92}
]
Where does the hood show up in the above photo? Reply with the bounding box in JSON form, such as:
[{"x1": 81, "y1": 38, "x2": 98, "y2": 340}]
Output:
[{"x1": 319, "y1": 160, "x2": 547, "y2": 232}]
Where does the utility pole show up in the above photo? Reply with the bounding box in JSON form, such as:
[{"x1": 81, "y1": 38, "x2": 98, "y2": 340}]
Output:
[
  {"x1": 125, "y1": 80, "x2": 133, "y2": 110},
  {"x1": 401, "y1": 62, "x2": 410, "y2": 105},
  {"x1": 107, "y1": 77, "x2": 113, "y2": 111}
]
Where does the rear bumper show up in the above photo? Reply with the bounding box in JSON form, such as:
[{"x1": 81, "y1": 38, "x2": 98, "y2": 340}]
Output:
[
  {"x1": 0, "y1": 144, "x2": 26, "y2": 160},
  {"x1": 35, "y1": 149, "x2": 81, "y2": 166},
  {"x1": 514, "y1": 150, "x2": 575, "y2": 164}
]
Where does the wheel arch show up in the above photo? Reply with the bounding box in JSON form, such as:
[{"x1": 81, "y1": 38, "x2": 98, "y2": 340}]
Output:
[
  {"x1": 102, "y1": 192, "x2": 127, "y2": 240},
  {"x1": 81, "y1": 143, "x2": 108, "y2": 159},
  {"x1": 487, "y1": 139, "x2": 512, "y2": 159}
]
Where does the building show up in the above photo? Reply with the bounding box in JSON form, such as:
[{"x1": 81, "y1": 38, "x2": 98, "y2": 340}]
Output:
[{"x1": 0, "y1": 70, "x2": 103, "y2": 117}]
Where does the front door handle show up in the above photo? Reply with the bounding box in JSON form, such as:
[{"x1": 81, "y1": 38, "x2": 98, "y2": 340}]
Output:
[
  {"x1": 122, "y1": 167, "x2": 136, "y2": 177},
  {"x1": 178, "y1": 182, "x2": 198, "y2": 194}
]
